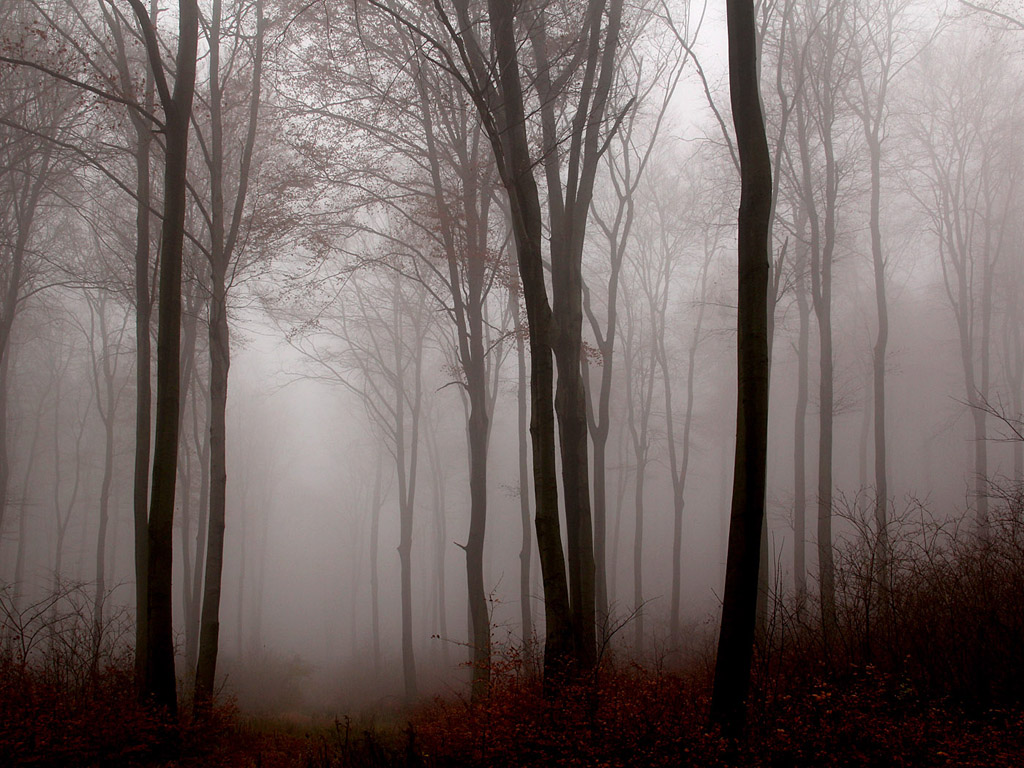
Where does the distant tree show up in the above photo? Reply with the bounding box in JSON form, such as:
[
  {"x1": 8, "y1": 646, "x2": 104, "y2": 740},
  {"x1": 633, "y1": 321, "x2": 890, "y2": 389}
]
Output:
[
  {"x1": 584, "y1": 14, "x2": 691, "y2": 624},
  {"x1": 0, "y1": 14, "x2": 80, "y2": 558},
  {"x1": 79, "y1": 284, "x2": 131, "y2": 672},
  {"x1": 789, "y1": 0, "x2": 856, "y2": 637},
  {"x1": 658, "y1": 154, "x2": 723, "y2": 646},
  {"x1": 285, "y1": 254, "x2": 433, "y2": 704},
  {"x1": 907, "y1": 26, "x2": 1023, "y2": 537},
  {"x1": 617, "y1": 243, "x2": 658, "y2": 655},
  {"x1": 845, "y1": 0, "x2": 922, "y2": 608}
]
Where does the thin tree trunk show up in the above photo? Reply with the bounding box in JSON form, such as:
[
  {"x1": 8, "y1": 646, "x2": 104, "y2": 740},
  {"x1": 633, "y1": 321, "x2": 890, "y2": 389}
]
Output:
[
  {"x1": 90, "y1": 299, "x2": 122, "y2": 674},
  {"x1": 667, "y1": 252, "x2": 710, "y2": 644},
  {"x1": 194, "y1": 264, "x2": 229, "y2": 704},
  {"x1": 187, "y1": 363, "x2": 210, "y2": 676},
  {"x1": 194, "y1": 0, "x2": 263, "y2": 706},
  {"x1": 125, "y1": 2, "x2": 156, "y2": 693},
  {"x1": 514, "y1": 254, "x2": 533, "y2": 650},
  {"x1": 371, "y1": 454, "x2": 382, "y2": 674},
  {"x1": 12, "y1": 393, "x2": 43, "y2": 612},
  {"x1": 176, "y1": 291, "x2": 200, "y2": 680},
  {"x1": 793, "y1": 222, "x2": 810, "y2": 612}
]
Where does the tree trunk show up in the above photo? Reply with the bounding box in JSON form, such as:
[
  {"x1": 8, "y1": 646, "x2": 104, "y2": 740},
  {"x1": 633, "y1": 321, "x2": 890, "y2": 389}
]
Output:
[
  {"x1": 139, "y1": 0, "x2": 200, "y2": 714},
  {"x1": 127, "y1": 2, "x2": 156, "y2": 694},
  {"x1": 371, "y1": 455, "x2": 382, "y2": 673},
  {"x1": 514, "y1": 266, "x2": 533, "y2": 649},
  {"x1": 465, "y1": 379, "x2": 489, "y2": 699},
  {"x1": 194, "y1": 265, "x2": 229, "y2": 704},
  {"x1": 91, "y1": 299, "x2": 121, "y2": 674},
  {"x1": 792, "y1": 221, "x2": 810, "y2": 612},
  {"x1": 485, "y1": 0, "x2": 572, "y2": 685},
  {"x1": 187, "y1": 364, "x2": 210, "y2": 676},
  {"x1": 667, "y1": 252, "x2": 710, "y2": 645},
  {"x1": 866, "y1": 130, "x2": 890, "y2": 605},
  {"x1": 194, "y1": 0, "x2": 262, "y2": 706},
  {"x1": 710, "y1": 0, "x2": 773, "y2": 733}
]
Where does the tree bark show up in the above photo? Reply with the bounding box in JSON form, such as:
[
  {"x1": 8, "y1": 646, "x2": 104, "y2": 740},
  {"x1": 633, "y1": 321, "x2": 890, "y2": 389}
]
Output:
[
  {"x1": 792, "y1": 213, "x2": 810, "y2": 612},
  {"x1": 483, "y1": 0, "x2": 572, "y2": 683},
  {"x1": 137, "y1": 0, "x2": 200, "y2": 714},
  {"x1": 710, "y1": 0, "x2": 773, "y2": 734},
  {"x1": 194, "y1": 0, "x2": 263, "y2": 705}
]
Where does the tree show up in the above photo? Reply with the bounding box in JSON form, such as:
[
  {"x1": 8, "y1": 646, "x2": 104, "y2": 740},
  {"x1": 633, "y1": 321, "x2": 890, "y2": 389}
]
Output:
[
  {"x1": 373, "y1": 0, "x2": 633, "y2": 682},
  {"x1": 279, "y1": 6, "x2": 512, "y2": 695},
  {"x1": 788, "y1": 0, "x2": 856, "y2": 635},
  {"x1": 0, "y1": 14, "x2": 80, "y2": 559},
  {"x1": 193, "y1": 0, "x2": 266, "y2": 707},
  {"x1": 126, "y1": 0, "x2": 200, "y2": 713},
  {"x1": 80, "y1": 283, "x2": 130, "y2": 672},
  {"x1": 659, "y1": 154, "x2": 722, "y2": 646},
  {"x1": 285, "y1": 251, "x2": 433, "y2": 704},
  {"x1": 617, "y1": 242, "x2": 658, "y2": 655},
  {"x1": 907, "y1": 25, "x2": 1022, "y2": 537},
  {"x1": 710, "y1": 0, "x2": 773, "y2": 734},
  {"x1": 846, "y1": 0, "x2": 920, "y2": 610},
  {"x1": 584, "y1": 15, "x2": 691, "y2": 624}
]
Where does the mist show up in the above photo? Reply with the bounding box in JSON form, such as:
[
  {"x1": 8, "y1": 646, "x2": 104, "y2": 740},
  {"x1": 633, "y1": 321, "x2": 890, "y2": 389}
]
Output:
[{"x1": 2, "y1": 0, "x2": 1023, "y2": 763}]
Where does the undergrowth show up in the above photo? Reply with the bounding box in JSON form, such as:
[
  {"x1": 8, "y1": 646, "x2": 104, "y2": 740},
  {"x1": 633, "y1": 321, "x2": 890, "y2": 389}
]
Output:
[{"x1": 6, "y1": 496, "x2": 1024, "y2": 766}]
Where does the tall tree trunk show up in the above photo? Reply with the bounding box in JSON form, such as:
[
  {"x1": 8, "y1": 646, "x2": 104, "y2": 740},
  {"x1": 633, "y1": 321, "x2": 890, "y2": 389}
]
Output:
[
  {"x1": 90, "y1": 298, "x2": 121, "y2": 674},
  {"x1": 465, "y1": 378, "x2": 489, "y2": 698},
  {"x1": 124, "y1": 2, "x2": 156, "y2": 694},
  {"x1": 429, "y1": 447, "x2": 449, "y2": 670},
  {"x1": 710, "y1": 0, "x2": 772, "y2": 733},
  {"x1": 623, "y1": 316, "x2": 654, "y2": 658},
  {"x1": 514, "y1": 263, "x2": 533, "y2": 649},
  {"x1": 194, "y1": 0, "x2": 262, "y2": 706},
  {"x1": 194, "y1": 265, "x2": 229, "y2": 704},
  {"x1": 866, "y1": 129, "x2": 890, "y2": 603},
  {"x1": 186, "y1": 364, "x2": 210, "y2": 676},
  {"x1": 797, "y1": 87, "x2": 838, "y2": 638},
  {"x1": 485, "y1": 0, "x2": 572, "y2": 685},
  {"x1": 535, "y1": 0, "x2": 626, "y2": 672},
  {"x1": 792, "y1": 222, "x2": 810, "y2": 613},
  {"x1": 176, "y1": 290, "x2": 201, "y2": 680},
  {"x1": 667, "y1": 251, "x2": 711, "y2": 645},
  {"x1": 632, "y1": 459, "x2": 645, "y2": 656},
  {"x1": 136, "y1": 0, "x2": 200, "y2": 714},
  {"x1": 371, "y1": 454, "x2": 383, "y2": 674}
]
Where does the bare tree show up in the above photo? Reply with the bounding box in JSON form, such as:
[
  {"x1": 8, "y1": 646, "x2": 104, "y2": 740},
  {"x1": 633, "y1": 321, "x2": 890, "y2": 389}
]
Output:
[
  {"x1": 193, "y1": 0, "x2": 266, "y2": 708},
  {"x1": 285, "y1": 253, "x2": 433, "y2": 704},
  {"x1": 907, "y1": 26, "x2": 1022, "y2": 537},
  {"x1": 125, "y1": 0, "x2": 200, "y2": 713},
  {"x1": 584, "y1": 14, "x2": 692, "y2": 622},
  {"x1": 710, "y1": 0, "x2": 773, "y2": 733},
  {"x1": 369, "y1": 0, "x2": 634, "y2": 682}
]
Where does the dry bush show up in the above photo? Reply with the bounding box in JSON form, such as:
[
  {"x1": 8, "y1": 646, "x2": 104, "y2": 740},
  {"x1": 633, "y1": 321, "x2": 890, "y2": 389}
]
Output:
[{"x1": 0, "y1": 581, "x2": 234, "y2": 768}]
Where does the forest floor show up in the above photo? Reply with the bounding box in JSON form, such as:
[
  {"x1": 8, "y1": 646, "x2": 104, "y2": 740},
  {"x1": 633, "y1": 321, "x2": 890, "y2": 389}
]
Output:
[{"x1": 5, "y1": 657, "x2": 1024, "y2": 767}]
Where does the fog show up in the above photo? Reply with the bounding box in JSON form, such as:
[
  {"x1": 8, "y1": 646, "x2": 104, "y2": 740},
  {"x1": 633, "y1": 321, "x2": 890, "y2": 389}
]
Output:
[{"x1": 1, "y1": 0, "x2": 1022, "y2": 724}]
